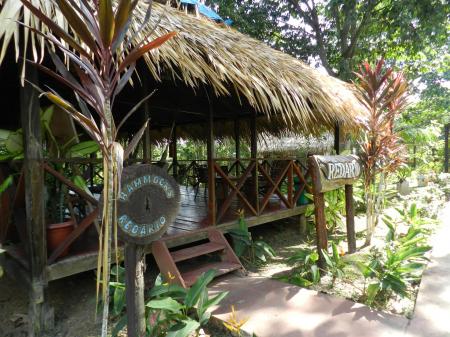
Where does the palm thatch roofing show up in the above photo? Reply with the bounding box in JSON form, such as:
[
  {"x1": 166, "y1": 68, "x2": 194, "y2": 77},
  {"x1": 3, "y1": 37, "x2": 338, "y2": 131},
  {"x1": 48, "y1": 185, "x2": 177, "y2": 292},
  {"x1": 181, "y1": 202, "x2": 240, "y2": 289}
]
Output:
[
  {"x1": 128, "y1": 2, "x2": 367, "y2": 141},
  {"x1": 0, "y1": 1, "x2": 367, "y2": 141}
]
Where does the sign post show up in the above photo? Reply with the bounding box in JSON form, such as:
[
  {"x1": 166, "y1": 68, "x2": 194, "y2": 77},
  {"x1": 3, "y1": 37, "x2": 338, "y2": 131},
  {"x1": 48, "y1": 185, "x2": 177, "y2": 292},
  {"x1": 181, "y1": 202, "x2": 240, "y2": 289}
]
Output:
[
  {"x1": 308, "y1": 155, "x2": 360, "y2": 268},
  {"x1": 117, "y1": 165, "x2": 180, "y2": 337}
]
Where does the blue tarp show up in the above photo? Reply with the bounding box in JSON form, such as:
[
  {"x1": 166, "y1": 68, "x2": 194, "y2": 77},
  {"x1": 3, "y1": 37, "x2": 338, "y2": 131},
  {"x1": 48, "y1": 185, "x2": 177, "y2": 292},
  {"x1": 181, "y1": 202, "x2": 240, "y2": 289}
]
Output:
[{"x1": 180, "y1": 0, "x2": 228, "y2": 24}]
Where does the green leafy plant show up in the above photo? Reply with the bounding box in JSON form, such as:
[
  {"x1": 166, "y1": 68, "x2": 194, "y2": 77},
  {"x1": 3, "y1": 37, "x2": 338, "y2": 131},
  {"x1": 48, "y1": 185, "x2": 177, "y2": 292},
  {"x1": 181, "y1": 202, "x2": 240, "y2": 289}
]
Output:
[
  {"x1": 321, "y1": 242, "x2": 347, "y2": 286},
  {"x1": 304, "y1": 189, "x2": 346, "y2": 234},
  {"x1": 356, "y1": 209, "x2": 431, "y2": 307},
  {"x1": 112, "y1": 270, "x2": 228, "y2": 337},
  {"x1": 228, "y1": 211, "x2": 275, "y2": 264},
  {"x1": 285, "y1": 248, "x2": 320, "y2": 287}
]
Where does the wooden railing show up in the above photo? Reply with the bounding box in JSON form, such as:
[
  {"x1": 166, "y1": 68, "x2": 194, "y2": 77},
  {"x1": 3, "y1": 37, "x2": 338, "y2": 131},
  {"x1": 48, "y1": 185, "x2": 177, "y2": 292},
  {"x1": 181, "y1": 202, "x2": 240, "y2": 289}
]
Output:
[{"x1": 212, "y1": 158, "x2": 312, "y2": 224}]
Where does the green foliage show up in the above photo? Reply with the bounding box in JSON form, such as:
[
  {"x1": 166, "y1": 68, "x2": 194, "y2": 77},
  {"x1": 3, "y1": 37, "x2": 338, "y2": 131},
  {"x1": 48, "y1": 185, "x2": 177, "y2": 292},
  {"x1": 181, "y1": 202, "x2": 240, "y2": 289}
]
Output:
[
  {"x1": 228, "y1": 213, "x2": 276, "y2": 264},
  {"x1": 112, "y1": 270, "x2": 228, "y2": 337},
  {"x1": 305, "y1": 189, "x2": 346, "y2": 233},
  {"x1": 0, "y1": 175, "x2": 13, "y2": 196},
  {"x1": 208, "y1": 0, "x2": 449, "y2": 81},
  {"x1": 321, "y1": 242, "x2": 347, "y2": 286},
  {"x1": 283, "y1": 248, "x2": 320, "y2": 287},
  {"x1": 355, "y1": 205, "x2": 431, "y2": 307}
]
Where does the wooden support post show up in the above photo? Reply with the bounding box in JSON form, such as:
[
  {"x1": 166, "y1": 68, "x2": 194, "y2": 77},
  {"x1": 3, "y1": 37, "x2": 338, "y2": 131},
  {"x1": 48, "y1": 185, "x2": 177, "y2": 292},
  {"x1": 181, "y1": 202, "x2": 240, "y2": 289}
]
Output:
[
  {"x1": 207, "y1": 97, "x2": 216, "y2": 225},
  {"x1": 20, "y1": 66, "x2": 53, "y2": 336},
  {"x1": 299, "y1": 213, "x2": 307, "y2": 239},
  {"x1": 334, "y1": 123, "x2": 340, "y2": 155},
  {"x1": 308, "y1": 157, "x2": 327, "y2": 270},
  {"x1": 234, "y1": 118, "x2": 240, "y2": 176},
  {"x1": 124, "y1": 244, "x2": 146, "y2": 337},
  {"x1": 250, "y1": 112, "x2": 259, "y2": 214},
  {"x1": 287, "y1": 162, "x2": 293, "y2": 208},
  {"x1": 172, "y1": 125, "x2": 178, "y2": 180},
  {"x1": 445, "y1": 124, "x2": 449, "y2": 173},
  {"x1": 345, "y1": 185, "x2": 356, "y2": 253}
]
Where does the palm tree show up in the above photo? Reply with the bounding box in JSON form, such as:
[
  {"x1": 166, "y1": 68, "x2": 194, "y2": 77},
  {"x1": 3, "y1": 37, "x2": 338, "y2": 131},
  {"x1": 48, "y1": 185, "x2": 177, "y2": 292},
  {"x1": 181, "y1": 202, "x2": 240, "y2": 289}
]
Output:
[{"x1": 2, "y1": 1, "x2": 175, "y2": 335}]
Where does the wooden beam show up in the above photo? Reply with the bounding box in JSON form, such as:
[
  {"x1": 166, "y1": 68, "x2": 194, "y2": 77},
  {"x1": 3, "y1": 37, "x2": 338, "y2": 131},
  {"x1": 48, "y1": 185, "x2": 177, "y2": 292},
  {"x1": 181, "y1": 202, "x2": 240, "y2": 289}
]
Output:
[
  {"x1": 47, "y1": 208, "x2": 99, "y2": 264},
  {"x1": 445, "y1": 124, "x2": 449, "y2": 173},
  {"x1": 207, "y1": 94, "x2": 216, "y2": 225},
  {"x1": 250, "y1": 111, "x2": 259, "y2": 214},
  {"x1": 20, "y1": 65, "x2": 53, "y2": 336},
  {"x1": 345, "y1": 185, "x2": 356, "y2": 253},
  {"x1": 234, "y1": 118, "x2": 240, "y2": 176},
  {"x1": 308, "y1": 156, "x2": 327, "y2": 270},
  {"x1": 172, "y1": 125, "x2": 178, "y2": 179},
  {"x1": 334, "y1": 123, "x2": 340, "y2": 155},
  {"x1": 124, "y1": 244, "x2": 146, "y2": 337}
]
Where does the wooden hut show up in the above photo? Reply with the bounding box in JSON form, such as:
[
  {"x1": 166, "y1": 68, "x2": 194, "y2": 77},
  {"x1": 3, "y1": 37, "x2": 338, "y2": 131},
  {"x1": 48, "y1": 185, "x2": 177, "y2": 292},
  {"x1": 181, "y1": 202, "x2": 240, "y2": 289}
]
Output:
[{"x1": 0, "y1": 1, "x2": 367, "y2": 330}]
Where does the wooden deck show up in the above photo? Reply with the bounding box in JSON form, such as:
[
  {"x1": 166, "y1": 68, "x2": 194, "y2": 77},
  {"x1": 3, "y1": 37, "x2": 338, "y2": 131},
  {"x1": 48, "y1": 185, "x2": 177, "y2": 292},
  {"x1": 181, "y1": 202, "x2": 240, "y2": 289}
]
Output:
[{"x1": 4, "y1": 185, "x2": 307, "y2": 282}]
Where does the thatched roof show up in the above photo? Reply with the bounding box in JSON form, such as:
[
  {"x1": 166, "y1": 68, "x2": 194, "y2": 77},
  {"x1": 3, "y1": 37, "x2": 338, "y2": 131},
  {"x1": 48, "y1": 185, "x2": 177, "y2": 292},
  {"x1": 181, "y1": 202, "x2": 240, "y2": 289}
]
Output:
[
  {"x1": 129, "y1": 2, "x2": 367, "y2": 138},
  {"x1": 0, "y1": 1, "x2": 367, "y2": 140}
]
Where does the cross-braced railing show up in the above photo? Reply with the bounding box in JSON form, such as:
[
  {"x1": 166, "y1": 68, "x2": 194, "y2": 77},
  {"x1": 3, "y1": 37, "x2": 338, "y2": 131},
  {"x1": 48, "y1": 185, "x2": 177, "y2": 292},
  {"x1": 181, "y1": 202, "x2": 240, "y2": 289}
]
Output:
[{"x1": 211, "y1": 158, "x2": 312, "y2": 224}]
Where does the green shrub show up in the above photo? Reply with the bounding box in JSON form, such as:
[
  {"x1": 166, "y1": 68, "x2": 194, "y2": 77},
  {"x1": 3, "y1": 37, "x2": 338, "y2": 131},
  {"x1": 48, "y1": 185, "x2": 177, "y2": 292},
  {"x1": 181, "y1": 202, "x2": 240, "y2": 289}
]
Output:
[
  {"x1": 111, "y1": 269, "x2": 227, "y2": 337},
  {"x1": 282, "y1": 248, "x2": 321, "y2": 287},
  {"x1": 355, "y1": 206, "x2": 431, "y2": 307},
  {"x1": 228, "y1": 213, "x2": 275, "y2": 264}
]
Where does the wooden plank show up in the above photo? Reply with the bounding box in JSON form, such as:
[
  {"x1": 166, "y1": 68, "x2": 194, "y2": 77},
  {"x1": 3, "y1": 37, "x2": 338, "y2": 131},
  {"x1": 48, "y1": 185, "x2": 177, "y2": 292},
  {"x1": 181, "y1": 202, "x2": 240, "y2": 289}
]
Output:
[
  {"x1": 258, "y1": 164, "x2": 290, "y2": 211},
  {"x1": 152, "y1": 240, "x2": 186, "y2": 287},
  {"x1": 234, "y1": 119, "x2": 240, "y2": 176},
  {"x1": 299, "y1": 213, "x2": 307, "y2": 238},
  {"x1": 46, "y1": 247, "x2": 125, "y2": 281},
  {"x1": 308, "y1": 156, "x2": 328, "y2": 270},
  {"x1": 259, "y1": 162, "x2": 290, "y2": 211},
  {"x1": 287, "y1": 161, "x2": 293, "y2": 207},
  {"x1": 345, "y1": 185, "x2": 356, "y2": 253},
  {"x1": 47, "y1": 208, "x2": 99, "y2": 264},
  {"x1": 45, "y1": 205, "x2": 307, "y2": 281},
  {"x1": 215, "y1": 162, "x2": 257, "y2": 222},
  {"x1": 208, "y1": 229, "x2": 242, "y2": 266},
  {"x1": 124, "y1": 244, "x2": 146, "y2": 337},
  {"x1": 171, "y1": 242, "x2": 225, "y2": 262},
  {"x1": 207, "y1": 98, "x2": 216, "y2": 225},
  {"x1": 250, "y1": 112, "x2": 258, "y2": 213},
  {"x1": 20, "y1": 65, "x2": 53, "y2": 336},
  {"x1": 334, "y1": 123, "x2": 340, "y2": 155},
  {"x1": 172, "y1": 125, "x2": 178, "y2": 179}
]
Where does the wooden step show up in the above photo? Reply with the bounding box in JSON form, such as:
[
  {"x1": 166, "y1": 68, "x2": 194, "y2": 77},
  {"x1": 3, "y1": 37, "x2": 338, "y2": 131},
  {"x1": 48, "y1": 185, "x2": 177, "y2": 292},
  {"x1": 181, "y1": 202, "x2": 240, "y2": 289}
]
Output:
[
  {"x1": 171, "y1": 242, "x2": 226, "y2": 263},
  {"x1": 182, "y1": 261, "x2": 242, "y2": 287}
]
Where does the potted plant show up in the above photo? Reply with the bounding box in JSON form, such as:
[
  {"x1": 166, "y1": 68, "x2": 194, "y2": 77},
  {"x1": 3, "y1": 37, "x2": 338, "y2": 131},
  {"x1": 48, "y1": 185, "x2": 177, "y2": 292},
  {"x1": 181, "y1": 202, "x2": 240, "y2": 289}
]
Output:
[
  {"x1": 0, "y1": 106, "x2": 99, "y2": 257},
  {"x1": 42, "y1": 106, "x2": 99, "y2": 257}
]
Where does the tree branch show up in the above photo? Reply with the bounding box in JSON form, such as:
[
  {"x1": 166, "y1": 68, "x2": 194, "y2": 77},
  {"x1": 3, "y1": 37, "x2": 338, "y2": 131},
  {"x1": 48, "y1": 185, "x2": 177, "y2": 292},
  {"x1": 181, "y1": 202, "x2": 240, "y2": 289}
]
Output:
[{"x1": 289, "y1": 0, "x2": 338, "y2": 77}]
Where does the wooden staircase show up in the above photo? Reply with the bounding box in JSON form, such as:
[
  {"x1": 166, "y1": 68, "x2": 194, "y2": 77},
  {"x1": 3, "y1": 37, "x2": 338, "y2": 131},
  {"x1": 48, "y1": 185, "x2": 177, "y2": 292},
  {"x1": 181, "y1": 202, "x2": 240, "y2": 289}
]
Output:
[{"x1": 152, "y1": 229, "x2": 244, "y2": 288}]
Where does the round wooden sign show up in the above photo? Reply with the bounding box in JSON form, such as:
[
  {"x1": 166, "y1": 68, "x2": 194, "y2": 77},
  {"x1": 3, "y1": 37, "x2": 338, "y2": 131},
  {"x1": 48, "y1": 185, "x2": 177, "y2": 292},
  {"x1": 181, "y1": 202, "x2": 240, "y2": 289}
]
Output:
[{"x1": 117, "y1": 164, "x2": 180, "y2": 244}]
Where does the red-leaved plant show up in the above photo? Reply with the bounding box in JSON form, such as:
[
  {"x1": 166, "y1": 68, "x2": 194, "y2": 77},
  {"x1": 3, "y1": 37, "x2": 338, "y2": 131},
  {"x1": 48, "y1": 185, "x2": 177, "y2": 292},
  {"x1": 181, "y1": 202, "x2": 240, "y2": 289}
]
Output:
[
  {"x1": 354, "y1": 59, "x2": 408, "y2": 246},
  {"x1": 17, "y1": 0, "x2": 176, "y2": 335}
]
